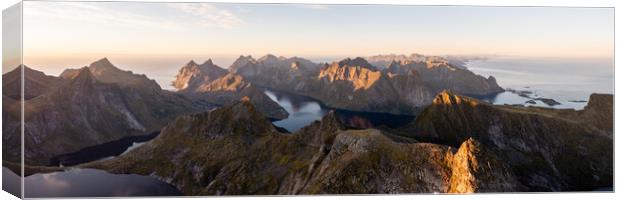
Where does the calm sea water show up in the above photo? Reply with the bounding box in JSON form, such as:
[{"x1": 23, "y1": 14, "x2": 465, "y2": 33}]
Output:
[{"x1": 466, "y1": 56, "x2": 614, "y2": 109}]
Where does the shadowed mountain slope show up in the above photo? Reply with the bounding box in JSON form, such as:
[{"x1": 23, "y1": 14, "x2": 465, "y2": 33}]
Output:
[
  {"x1": 2, "y1": 59, "x2": 214, "y2": 165},
  {"x1": 402, "y1": 91, "x2": 613, "y2": 191},
  {"x1": 86, "y1": 98, "x2": 520, "y2": 195}
]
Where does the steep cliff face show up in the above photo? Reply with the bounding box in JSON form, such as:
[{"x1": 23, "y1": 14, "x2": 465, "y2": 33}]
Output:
[
  {"x1": 171, "y1": 60, "x2": 289, "y2": 120},
  {"x1": 2, "y1": 60, "x2": 212, "y2": 165},
  {"x1": 448, "y1": 138, "x2": 520, "y2": 193},
  {"x1": 296, "y1": 60, "x2": 434, "y2": 114},
  {"x1": 385, "y1": 59, "x2": 503, "y2": 96},
  {"x1": 87, "y1": 100, "x2": 523, "y2": 195},
  {"x1": 406, "y1": 91, "x2": 613, "y2": 191},
  {"x1": 318, "y1": 60, "x2": 382, "y2": 90},
  {"x1": 579, "y1": 93, "x2": 613, "y2": 133},
  {"x1": 172, "y1": 59, "x2": 229, "y2": 91}
]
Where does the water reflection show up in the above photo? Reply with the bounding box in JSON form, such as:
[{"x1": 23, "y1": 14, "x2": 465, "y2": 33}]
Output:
[
  {"x1": 265, "y1": 90, "x2": 328, "y2": 132},
  {"x1": 1, "y1": 167, "x2": 182, "y2": 197},
  {"x1": 2, "y1": 167, "x2": 21, "y2": 197},
  {"x1": 264, "y1": 89, "x2": 415, "y2": 132}
]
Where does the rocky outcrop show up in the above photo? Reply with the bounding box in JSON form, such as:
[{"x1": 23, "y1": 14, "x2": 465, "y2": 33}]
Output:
[
  {"x1": 172, "y1": 59, "x2": 228, "y2": 91},
  {"x1": 86, "y1": 100, "x2": 523, "y2": 195},
  {"x1": 171, "y1": 59, "x2": 289, "y2": 120},
  {"x1": 318, "y1": 60, "x2": 382, "y2": 90},
  {"x1": 296, "y1": 60, "x2": 434, "y2": 114},
  {"x1": 404, "y1": 91, "x2": 613, "y2": 191},
  {"x1": 448, "y1": 138, "x2": 520, "y2": 193},
  {"x1": 384, "y1": 59, "x2": 503, "y2": 96},
  {"x1": 2, "y1": 59, "x2": 213, "y2": 165},
  {"x1": 579, "y1": 93, "x2": 613, "y2": 133}
]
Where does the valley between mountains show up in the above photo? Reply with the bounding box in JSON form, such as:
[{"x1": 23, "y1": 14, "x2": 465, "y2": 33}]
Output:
[{"x1": 2, "y1": 54, "x2": 613, "y2": 194}]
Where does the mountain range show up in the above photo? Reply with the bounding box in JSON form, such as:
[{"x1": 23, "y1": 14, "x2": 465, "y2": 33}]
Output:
[
  {"x1": 3, "y1": 58, "x2": 215, "y2": 165},
  {"x1": 175, "y1": 54, "x2": 502, "y2": 115},
  {"x1": 2, "y1": 54, "x2": 612, "y2": 194},
  {"x1": 86, "y1": 91, "x2": 612, "y2": 194}
]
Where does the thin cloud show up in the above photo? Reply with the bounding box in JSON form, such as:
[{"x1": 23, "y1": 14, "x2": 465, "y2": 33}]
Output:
[
  {"x1": 25, "y1": 2, "x2": 245, "y2": 30},
  {"x1": 168, "y1": 3, "x2": 246, "y2": 28},
  {"x1": 25, "y1": 2, "x2": 184, "y2": 31}
]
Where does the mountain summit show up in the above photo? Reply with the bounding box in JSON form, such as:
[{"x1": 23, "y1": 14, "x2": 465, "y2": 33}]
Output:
[
  {"x1": 3, "y1": 60, "x2": 212, "y2": 165},
  {"x1": 60, "y1": 58, "x2": 161, "y2": 90},
  {"x1": 337, "y1": 57, "x2": 378, "y2": 71},
  {"x1": 172, "y1": 59, "x2": 289, "y2": 120},
  {"x1": 172, "y1": 59, "x2": 228, "y2": 91}
]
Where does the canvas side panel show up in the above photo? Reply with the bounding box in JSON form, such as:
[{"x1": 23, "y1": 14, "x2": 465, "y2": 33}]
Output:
[{"x1": 2, "y1": 1, "x2": 23, "y2": 199}]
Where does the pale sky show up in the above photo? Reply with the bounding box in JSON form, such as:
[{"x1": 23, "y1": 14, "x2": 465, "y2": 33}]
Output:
[
  {"x1": 10, "y1": 1, "x2": 614, "y2": 82},
  {"x1": 22, "y1": 2, "x2": 614, "y2": 57}
]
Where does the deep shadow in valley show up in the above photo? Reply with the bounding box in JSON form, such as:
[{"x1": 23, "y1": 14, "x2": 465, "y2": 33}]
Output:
[{"x1": 49, "y1": 132, "x2": 160, "y2": 167}]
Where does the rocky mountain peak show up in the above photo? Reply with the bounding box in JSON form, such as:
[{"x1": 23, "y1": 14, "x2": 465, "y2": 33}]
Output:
[
  {"x1": 337, "y1": 57, "x2": 377, "y2": 71},
  {"x1": 199, "y1": 59, "x2": 225, "y2": 72},
  {"x1": 3, "y1": 65, "x2": 65, "y2": 100},
  {"x1": 296, "y1": 110, "x2": 347, "y2": 146},
  {"x1": 321, "y1": 111, "x2": 346, "y2": 129},
  {"x1": 319, "y1": 62, "x2": 383, "y2": 90},
  {"x1": 186, "y1": 60, "x2": 199, "y2": 67},
  {"x1": 258, "y1": 54, "x2": 279, "y2": 62},
  {"x1": 432, "y1": 90, "x2": 479, "y2": 106},
  {"x1": 57, "y1": 58, "x2": 162, "y2": 91},
  {"x1": 89, "y1": 57, "x2": 118, "y2": 72},
  {"x1": 229, "y1": 55, "x2": 258, "y2": 72},
  {"x1": 197, "y1": 98, "x2": 276, "y2": 138},
  {"x1": 173, "y1": 59, "x2": 228, "y2": 91},
  {"x1": 68, "y1": 67, "x2": 96, "y2": 90},
  {"x1": 202, "y1": 59, "x2": 214, "y2": 66},
  {"x1": 3, "y1": 65, "x2": 46, "y2": 80}
]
